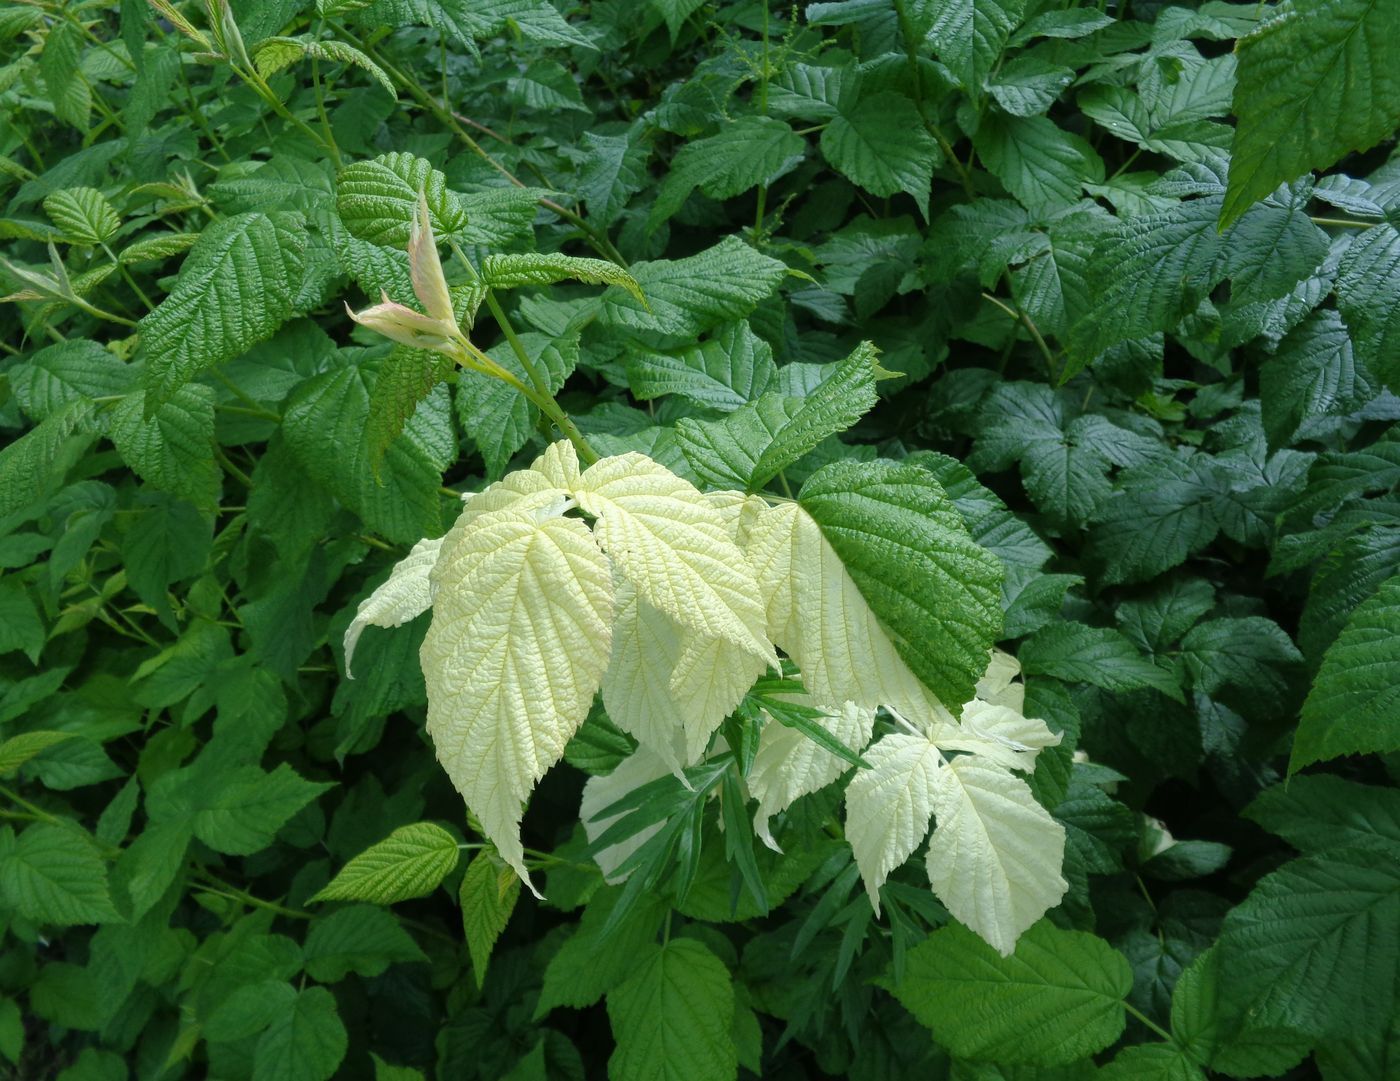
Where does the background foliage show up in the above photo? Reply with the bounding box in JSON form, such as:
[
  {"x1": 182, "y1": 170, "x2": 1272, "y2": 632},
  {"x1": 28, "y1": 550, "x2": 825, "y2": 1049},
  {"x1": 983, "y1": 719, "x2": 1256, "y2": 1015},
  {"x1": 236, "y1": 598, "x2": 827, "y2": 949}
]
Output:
[{"x1": 2, "y1": 0, "x2": 1399, "y2": 1078}]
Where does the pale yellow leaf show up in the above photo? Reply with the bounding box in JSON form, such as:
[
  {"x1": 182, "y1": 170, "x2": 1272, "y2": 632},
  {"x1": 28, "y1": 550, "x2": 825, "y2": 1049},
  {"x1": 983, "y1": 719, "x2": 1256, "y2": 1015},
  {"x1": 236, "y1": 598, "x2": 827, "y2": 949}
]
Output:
[
  {"x1": 925, "y1": 756, "x2": 1067, "y2": 956},
  {"x1": 669, "y1": 632, "x2": 768, "y2": 763},
  {"x1": 580, "y1": 747, "x2": 672, "y2": 883},
  {"x1": 977, "y1": 648, "x2": 1024, "y2": 711},
  {"x1": 930, "y1": 699, "x2": 1061, "y2": 773},
  {"x1": 740, "y1": 498, "x2": 949, "y2": 720},
  {"x1": 601, "y1": 581, "x2": 765, "y2": 772},
  {"x1": 601, "y1": 581, "x2": 690, "y2": 773},
  {"x1": 749, "y1": 699, "x2": 875, "y2": 850},
  {"x1": 424, "y1": 495, "x2": 613, "y2": 890},
  {"x1": 344, "y1": 535, "x2": 442, "y2": 676},
  {"x1": 844, "y1": 732, "x2": 944, "y2": 912},
  {"x1": 575, "y1": 454, "x2": 775, "y2": 665}
]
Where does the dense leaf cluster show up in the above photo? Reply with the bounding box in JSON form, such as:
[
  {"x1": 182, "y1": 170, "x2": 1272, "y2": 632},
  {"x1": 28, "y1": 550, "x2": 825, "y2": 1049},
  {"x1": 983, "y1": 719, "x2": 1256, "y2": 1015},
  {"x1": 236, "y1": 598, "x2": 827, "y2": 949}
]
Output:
[{"x1": 1, "y1": 0, "x2": 1398, "y2": 1079}]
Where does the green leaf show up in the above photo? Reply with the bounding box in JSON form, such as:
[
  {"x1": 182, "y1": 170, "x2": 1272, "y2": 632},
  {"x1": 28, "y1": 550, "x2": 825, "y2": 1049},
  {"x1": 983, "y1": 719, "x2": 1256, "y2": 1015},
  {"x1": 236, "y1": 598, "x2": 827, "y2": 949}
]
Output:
[
  {"x1": 1215, "y1": 847, "x2": 1400, "y2": 1039},
  {"x1": 1068, "y1": 196, "x2": 1224, "y2": 369},
  {"x1": 313, "y1": 822, "x2": 460, "y2": 904},
  {"x1": 600, "y1": 236, "x2": 790, "y2": 340},
  {"x1": 1316, "y1": 1015, "x2": 1400, "y2": 1081},
  {"x1": 252, "y1": 986, "x2": 348, "y2": 1081},
  {"x1": 1219, "y1": 181, "x2": 1329, "y2": 304},
  {"x1": 973, "y1": 113, "x2": 1104, "y2": 215},
  {"x1": 303, "y1": 904, "x2": 427, "y2": 981},
  {"x1": 458, "y1": 326, "x2": 567, "y2": 476},
  {"x1": 43, "y1": 187, "x2": 120, "y2": 245},
  {"x1": 0, "y1": 997, "x2": 21, "y2": 1065},
  {"x1": 1335, "y1": 222, "x2": 1400, "y2": 388},
  {"x1": 109, "y1": 386, "x2": 220, "y2": 509},
  {"x1": 0, "y1": 399, "x2": 98, "y2": 519},
  {"x1": 8, "y1": 340, "x2": 133, "y2": 421},
  {"x1": 798, "y1": 458, "x2": 1004, "y2": 708},
  {"x1": 1178, "y1": 616, "x2": 1301, "y2": 698},
  {"x1": 0, "y1": 580, "x2": 45, "y2": 663},
  {"x1": 652, "y1": 116, "x2": 805, "y2": 226},
  {"x1": 987, "y1": 57, "x2": 1075, "y2": 117},
  {"x1": 508, "y1": 58, "x2": 589, "y2": 113},
  {"x1": 1171, "y1": 947, "x2": 1311, "y2": 1077},
  {"x1": 0, "y1": 732, "x2": 75, "y2": 776},
  {"x1": 282, "y1": 356, "x2": 451, "y2": 545},
  {"x1": 457, "y1": 188, "x2": 549, "y2": 248},
  {"x1": 119, "y1": 231, "x2": 199, "y2": 265},
  {"x1": 577, "y1": 130, "x2": 647, "y2": 228},
  {"x1": 889, "y1": 920, "x2": 1131, "y2": 1066},
  {"x1": 459, "y1": 846, "x2": 520, "y2": 987},
  {"x1": 1099, "y1": 1044, "x2": 1205, "y2": 1081},
  {"x1": 40, "y1": 21, "x2": 89, "y2": 130},
  {"x1": 336, "y1": 152, "x2": 467, "y2": 246},
  {"x1": 1261, "y1": 309, "x2": 1377, "y2": 448},
  {"x1": 1020, "y1": 623, "x2": 1184, "y2": 701},
  {"x1": 1087, "y1": 457, "x2": 1224, "y2": 585},
  {"x1": 922, "y1": 0, "x2": 1026, "y2": 91},
  {"x1": 140, "y1": 211, "x2": 308, "y2": 405},
  {"x1": 0, "y1": 824, "x2": 118, "y2": 926},
  {"x1": 149, "y1": 762, "x2": 330, "y2": 856},
  {"x1": 1245, "y1": 775, "x2": 1400, "y2": 855},
  {"x1": 606, "y1": 937, "x2": 737, "y2": 1081},
  {"x1": 1223, "y1": 0, "x2": 1400, "y2": 227},
  {"x1": 1294, "y1": 569, "x2": 1400, "y2": 771},
  {"x1": 626, "y1": 322, "x2": 777, "y2": 412},
  {"x1": 537, "y1": 890, "x2": 668, "y2": 1014},
  {"x1": 482, "y1": 252, "x2": 642, "y2": 301},
  {"x1": 366, "y1": 347, "x2": 453, "y2": 476},
  {"x1": 254, "y1": 36, "x2": 396, "y2": 97},
  {"x1": 676, "y1": 340, "x2": 882, "y2": 490},
  {"x1": 819, "y1": 92, "x2": 939, "y2": 217}
]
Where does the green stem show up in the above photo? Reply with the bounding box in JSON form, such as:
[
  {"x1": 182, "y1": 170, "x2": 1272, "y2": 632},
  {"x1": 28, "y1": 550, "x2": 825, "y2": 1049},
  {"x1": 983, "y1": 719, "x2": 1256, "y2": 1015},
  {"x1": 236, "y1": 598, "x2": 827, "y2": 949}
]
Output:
[
  {"x1": 981, "y1": 289, "x2": 1058, "y2": 379},
  {"x1": 211, "y1": 370, "x2": 280, "y2": 420},
  {"x1": 215, "y1": 445, "x2": 253, "y2": 487},
  {"x1": 1107, "y1": 148, "x2": 1142, "y2": 182},
  {"x1": 310, "y1": 55, "x2": 341, "y2": 164},
  {"x1": 234, "y1": 63, "x2": 342, "y2": 166},
  {"x1": 102, "y1": 243, "x2": 156, "y2": 311},
  {"x1": 71, "y1": 295, "x2": 138, "y2": 328},
  {"x1": 485, "y1": 290, "x2": 552, "y2": 402},
  {"x1": 193, "y1": 870, "x2": 312, "y2": 920},
  {"x1": 0, "y1": 785, "x2": 65, "y2": 827},
  {"x1": 1121, "y1": 1001, "x2": 1176, "y2": 1045},
  {"x1": 1310, "y1": 216, "x2": 1377, "y2": 229}
]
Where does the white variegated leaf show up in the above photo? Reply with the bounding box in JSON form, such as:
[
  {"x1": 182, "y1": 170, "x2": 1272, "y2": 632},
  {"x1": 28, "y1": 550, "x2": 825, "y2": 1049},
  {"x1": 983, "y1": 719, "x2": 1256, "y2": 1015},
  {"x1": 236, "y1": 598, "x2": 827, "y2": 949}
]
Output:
[
  {"x1": 844, "y1": 732, "x2": 944, "y2": 911},
  {"x1": 925, "y1": 756, "x2": 1068, "y2": 956},
  {"x1": 424, "y1": 484, "x2": 613, "y2": 891},
  {"x1": 580, "y1": 747, "x2": 672, "y2": 883},
  {"x1": 741, "y1": 498, "x2": 950, "y2": 721},
  {"x1": 749, "y1": 699, "x2": 875, "y2": 850},
  {"x1": 344, "y1": 535, "x2": 443, "y2": 675},
  {"x1": 575, "y1": 453, "x2": 775, "y2": 665}
]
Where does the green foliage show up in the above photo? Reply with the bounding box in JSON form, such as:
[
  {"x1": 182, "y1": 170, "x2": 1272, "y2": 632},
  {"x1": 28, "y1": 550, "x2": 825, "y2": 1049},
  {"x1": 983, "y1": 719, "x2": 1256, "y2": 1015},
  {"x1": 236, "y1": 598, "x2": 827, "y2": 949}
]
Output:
[{"x1": 2, "y1": 0, "x2": 1398, "y2": 1077}]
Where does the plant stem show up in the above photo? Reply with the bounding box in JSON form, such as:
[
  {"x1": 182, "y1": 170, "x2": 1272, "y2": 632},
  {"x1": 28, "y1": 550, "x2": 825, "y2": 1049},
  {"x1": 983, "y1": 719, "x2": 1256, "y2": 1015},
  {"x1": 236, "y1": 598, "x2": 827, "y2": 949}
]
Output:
[
  {"x1": 1309, "y1": 216, "x2": 1377, "y2": 229},
  {"x1": 193, "y1": 870, "x2": 312, "y2": 920},
  {"x1": 1121, "y1": 1001, "x2": 1176, "y2": 1045},
  {"x1": 484, "y1": 290, "x2": 552, "y2": 401},
  {"x1": 0, "y1": 785, "x2": 65, "y2": 827},
  {"x1": 981, "y1": 289, "x2": 1058, "y2": 380}
]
